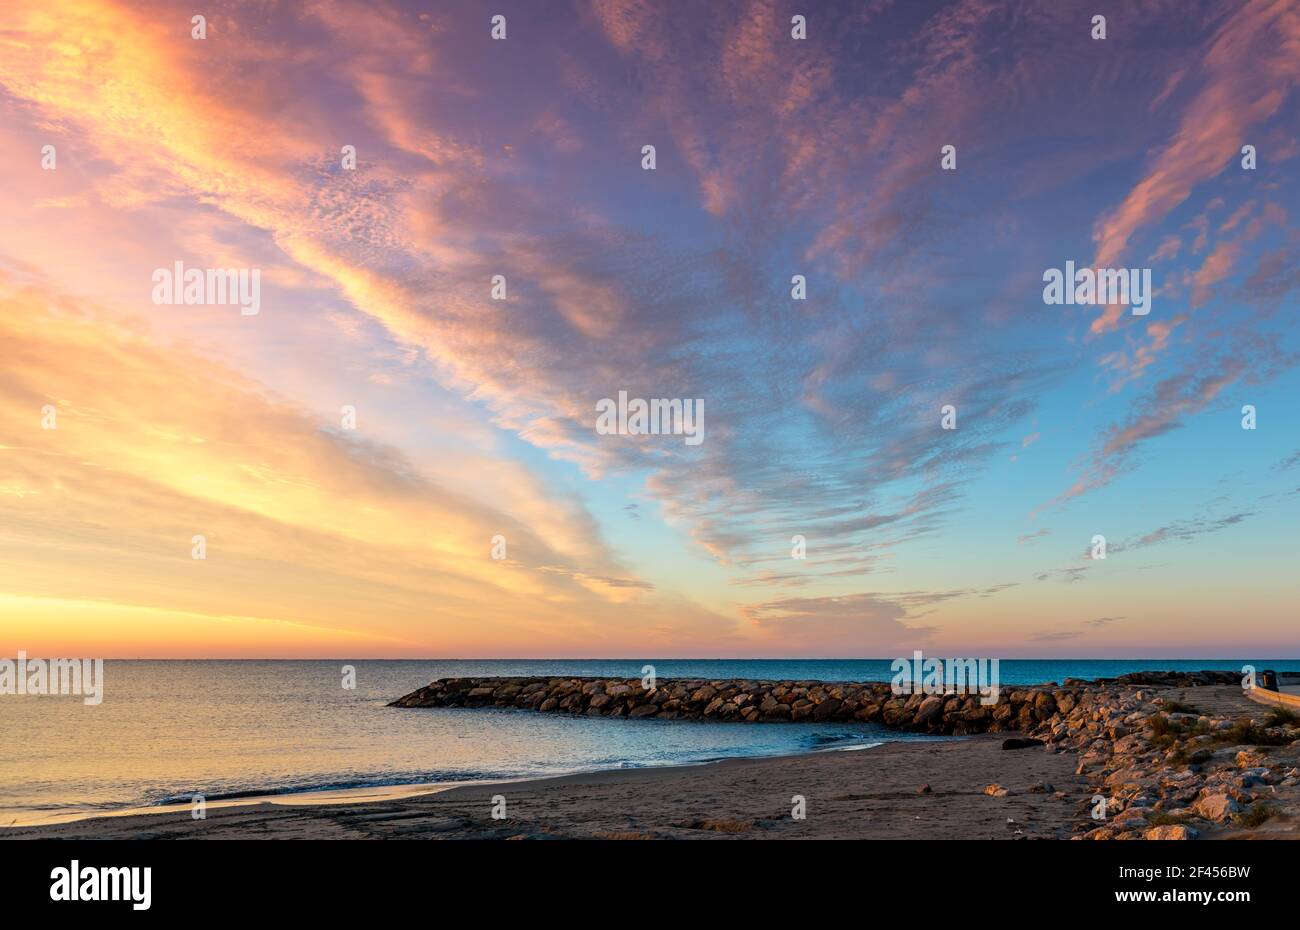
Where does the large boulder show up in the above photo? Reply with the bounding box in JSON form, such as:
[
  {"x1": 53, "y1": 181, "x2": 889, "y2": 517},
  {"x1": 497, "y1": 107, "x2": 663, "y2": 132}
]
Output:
[
  {"x1": 1193, "y1": 793, "x2": 1241, "y2": 823},
  {"x1": 812, "y1": 697, "x2": 843, "y2": 721},
  {"x1": 914, "y1": 696, "x2": 944, "y2": 725}
]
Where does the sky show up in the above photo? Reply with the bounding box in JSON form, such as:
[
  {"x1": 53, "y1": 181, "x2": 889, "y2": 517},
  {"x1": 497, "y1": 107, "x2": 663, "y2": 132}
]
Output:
[{"x1": 0, "y1": 0, "x2": 1296, "y2": 659}]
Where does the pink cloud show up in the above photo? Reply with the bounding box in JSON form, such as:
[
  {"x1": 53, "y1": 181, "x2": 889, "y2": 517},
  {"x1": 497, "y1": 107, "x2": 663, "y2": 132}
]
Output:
[{"x1": 1090, "y1": 0, "x2": 1300, "y2": 331}]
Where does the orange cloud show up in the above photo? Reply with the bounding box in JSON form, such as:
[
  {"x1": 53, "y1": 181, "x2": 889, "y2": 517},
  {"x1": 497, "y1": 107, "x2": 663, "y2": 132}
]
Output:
[{"x1": 0, "y1": 278, "x2": 721, "y2": 656}]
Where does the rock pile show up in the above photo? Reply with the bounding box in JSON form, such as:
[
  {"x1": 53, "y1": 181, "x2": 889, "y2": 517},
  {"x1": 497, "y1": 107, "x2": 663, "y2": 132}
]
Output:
[
  {"x1": 1061, "y1": 670, "x2": 1240, "y2": 689},
  {"x1": 1025, "y1": 687, "x2": 1300, "y2": 840}
]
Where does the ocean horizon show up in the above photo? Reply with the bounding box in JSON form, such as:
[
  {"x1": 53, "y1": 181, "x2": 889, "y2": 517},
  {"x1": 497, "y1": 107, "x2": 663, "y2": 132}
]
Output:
[{"x1": 3, "y1": 658, "x2": 1293, "y2": 827}]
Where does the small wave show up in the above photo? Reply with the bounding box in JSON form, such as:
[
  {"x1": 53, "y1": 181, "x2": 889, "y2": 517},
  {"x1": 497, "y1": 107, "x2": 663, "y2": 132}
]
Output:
[{"x1": 149, "y1": 771, "x2": 517, "y2": 807}]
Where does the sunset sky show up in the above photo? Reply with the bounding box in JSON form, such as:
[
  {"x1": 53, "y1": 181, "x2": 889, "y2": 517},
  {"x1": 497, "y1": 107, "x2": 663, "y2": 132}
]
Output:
[{"x1": 0, "y1": 0, "x2": 1297, "y2": 658}]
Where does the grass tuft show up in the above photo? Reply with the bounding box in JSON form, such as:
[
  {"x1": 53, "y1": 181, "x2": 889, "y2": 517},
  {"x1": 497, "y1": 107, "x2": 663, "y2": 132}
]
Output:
[
  {"x1": 1235, "y1": 804, "x2": 1276, "y2": 829},
  {"x1": 1149, "y1": 712, "x2": 1288, "y2": 747},
  {"x1": 1218, "y1": 718, "x2": 1289, "y2": 747},
  {"x1": 1262, "y1": 707, "x2": 1300, "y2": 728}
]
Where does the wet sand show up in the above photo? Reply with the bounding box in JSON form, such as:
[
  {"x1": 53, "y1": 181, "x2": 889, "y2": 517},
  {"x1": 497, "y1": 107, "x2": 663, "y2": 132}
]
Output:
[{"x1": 4, "y1": 734, "x2": 1087, "y2": 840}]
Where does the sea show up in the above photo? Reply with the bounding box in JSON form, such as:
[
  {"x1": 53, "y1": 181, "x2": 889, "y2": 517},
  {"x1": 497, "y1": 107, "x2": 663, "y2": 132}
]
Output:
[{"x1": 0, "y1": 658, "x2": 1289, "y2": 826}]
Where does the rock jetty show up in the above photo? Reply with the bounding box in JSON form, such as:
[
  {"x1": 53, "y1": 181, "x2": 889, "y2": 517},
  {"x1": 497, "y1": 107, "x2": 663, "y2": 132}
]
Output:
[
  {"x1": 389, "y1": 670, "x2": 1239, "y2": 735},
  {"x1": 392, "y1": 675, "x2": 1020, "y2": 732}
]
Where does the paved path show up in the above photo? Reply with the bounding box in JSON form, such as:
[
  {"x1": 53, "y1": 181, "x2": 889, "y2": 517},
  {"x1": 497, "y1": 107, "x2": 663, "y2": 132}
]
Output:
[{"x1": 1156, "y1": 684, "x2": 1260, "y2": 719}]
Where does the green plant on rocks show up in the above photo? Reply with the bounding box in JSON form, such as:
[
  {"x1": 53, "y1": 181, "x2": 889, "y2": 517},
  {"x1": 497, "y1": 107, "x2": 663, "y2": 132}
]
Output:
[{"x1": 1234, "y1": 803, "x2": 1276, "y2": 828}]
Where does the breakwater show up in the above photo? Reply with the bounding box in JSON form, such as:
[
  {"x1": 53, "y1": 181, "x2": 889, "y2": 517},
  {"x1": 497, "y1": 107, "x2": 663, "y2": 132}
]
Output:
[{"x1": 389, "y1": 670, "x2": 1240, "y2": 737}]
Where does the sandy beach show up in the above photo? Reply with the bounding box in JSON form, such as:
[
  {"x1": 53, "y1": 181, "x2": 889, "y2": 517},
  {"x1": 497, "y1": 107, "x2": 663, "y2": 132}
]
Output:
[{"x1": 6, "y1": 735, "x2": 1088, "y2": 840}]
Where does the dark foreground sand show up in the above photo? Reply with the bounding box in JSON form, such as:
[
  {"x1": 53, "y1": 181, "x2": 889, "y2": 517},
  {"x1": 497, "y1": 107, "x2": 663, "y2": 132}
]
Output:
[{"x1": 6, "y1": 735, "x2": 1091, "y2": 840}]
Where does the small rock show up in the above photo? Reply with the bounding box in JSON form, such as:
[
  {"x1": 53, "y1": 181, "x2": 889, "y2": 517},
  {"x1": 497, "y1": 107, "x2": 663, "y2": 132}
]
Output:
[
  {"x1": 1111, "y1": 807, "x2": 1149, "y2": 829},
  {"x1": 1235, "y1": 749, "x2": 1266, "y2": 769},
  {"x1": 1001, "y1": 737, "x2": 1044, "y2": 750},
  {"x1": 1144, "y1": 824, "x2": 1199, "y2": 840}
]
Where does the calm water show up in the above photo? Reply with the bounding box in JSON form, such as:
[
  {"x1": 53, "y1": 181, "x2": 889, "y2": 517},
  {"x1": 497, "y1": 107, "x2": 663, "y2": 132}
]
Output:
[{"x1": 0, "y1": 658, "x2": 1286, "y2": 825}]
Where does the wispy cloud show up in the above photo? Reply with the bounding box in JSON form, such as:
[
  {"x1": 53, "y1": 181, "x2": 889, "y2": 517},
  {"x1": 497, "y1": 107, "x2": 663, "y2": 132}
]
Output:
[{"x1": 1, "y1": 0, "x2": 1297, "y2": 655}]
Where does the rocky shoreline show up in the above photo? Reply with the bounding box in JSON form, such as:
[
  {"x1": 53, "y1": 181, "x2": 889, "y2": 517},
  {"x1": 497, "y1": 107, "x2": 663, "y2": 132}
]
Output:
[{"x1": 392, "y1": 670, "x2": 1300, "y2": 839}]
